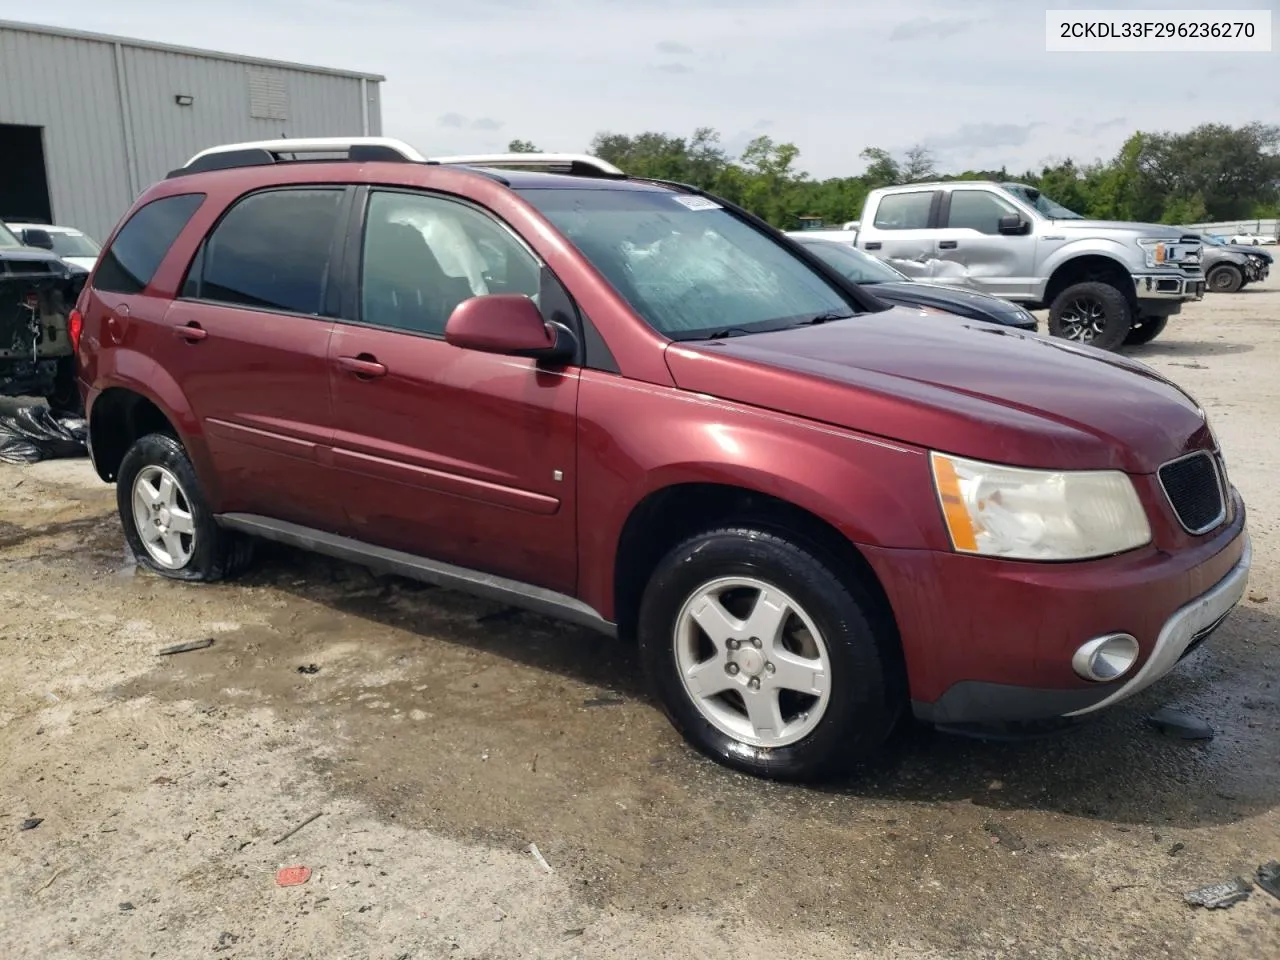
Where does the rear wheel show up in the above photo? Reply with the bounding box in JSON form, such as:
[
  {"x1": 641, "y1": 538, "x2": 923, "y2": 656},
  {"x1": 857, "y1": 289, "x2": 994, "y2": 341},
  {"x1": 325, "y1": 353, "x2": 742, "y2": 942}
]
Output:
[
  {"x1": 1123, "y1": 315, "x2": 1168, "y2": 346},
  {"x1": 1207, "y1": 264, "x2": 1244, "y2": 293},
  {"x1": 117, "y1": 432, "x2": 253, "y2": 582},
  {"x1": 1047, "y1": 281, "x2": 1132, "y2": 351},
  {"x1": 637, "y1": 527, "x2": 904, "y2": 781}
]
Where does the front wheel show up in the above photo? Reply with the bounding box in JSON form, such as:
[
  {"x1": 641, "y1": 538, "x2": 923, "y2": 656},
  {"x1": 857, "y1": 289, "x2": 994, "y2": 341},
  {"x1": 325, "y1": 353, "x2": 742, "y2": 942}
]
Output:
[
  {"x1": 1207, "y1": 264, "x2": 1244, "y2": 293},
  {"x1": 1123, "y1": 315, "x2": 1168, "y2": 346},
  {"x1": 1047, "y1": 281, "x2": 1132, "y2": 351},
  {"x1": 637, "y1": 527, "x2": 904, "y2": 781}
]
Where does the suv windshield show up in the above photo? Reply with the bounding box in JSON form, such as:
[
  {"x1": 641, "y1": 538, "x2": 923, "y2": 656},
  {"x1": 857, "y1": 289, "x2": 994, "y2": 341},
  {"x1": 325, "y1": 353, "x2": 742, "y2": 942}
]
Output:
[
  {"x1": 518, "y1": 187, "x2": 861, "y2": 339},
  {"x1": 1000, "y1": 184, "x2": 1084, "y2": 220},
  {"x1": 46, "y1": 231, "x2": 101, "y2": 258},
  {"x1": 796, "y1": 239, "x2": 907, "y2": 284},
  {"x1": 0, "y1": 222, "x2": 22, "y2": 250}
]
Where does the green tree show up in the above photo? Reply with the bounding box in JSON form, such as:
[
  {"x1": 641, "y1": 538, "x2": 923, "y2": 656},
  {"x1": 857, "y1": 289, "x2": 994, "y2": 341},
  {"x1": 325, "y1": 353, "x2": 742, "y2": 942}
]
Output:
[{"x1": 507, "y1": 139, "x2": 539, "y2": 153}]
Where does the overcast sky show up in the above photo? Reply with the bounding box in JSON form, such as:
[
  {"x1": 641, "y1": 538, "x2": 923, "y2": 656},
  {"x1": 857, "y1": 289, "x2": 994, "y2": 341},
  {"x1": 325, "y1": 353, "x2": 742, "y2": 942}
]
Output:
[{"x1": 4, "y1": 0, "x2": 1277, "y2": 179}]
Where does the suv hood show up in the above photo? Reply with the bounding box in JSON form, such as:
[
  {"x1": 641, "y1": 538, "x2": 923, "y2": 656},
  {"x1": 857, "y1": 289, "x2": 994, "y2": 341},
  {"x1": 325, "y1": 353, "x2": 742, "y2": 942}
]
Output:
[{"x1": 664, "y1": 307, "x2": 1210, "y2": 473}]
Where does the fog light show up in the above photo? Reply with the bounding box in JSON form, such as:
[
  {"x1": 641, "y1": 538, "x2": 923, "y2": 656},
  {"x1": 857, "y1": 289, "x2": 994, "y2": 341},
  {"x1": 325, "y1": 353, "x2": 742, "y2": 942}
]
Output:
[{"x1": 1072, "y1": 634, "x2": 1140, "y2": 682}]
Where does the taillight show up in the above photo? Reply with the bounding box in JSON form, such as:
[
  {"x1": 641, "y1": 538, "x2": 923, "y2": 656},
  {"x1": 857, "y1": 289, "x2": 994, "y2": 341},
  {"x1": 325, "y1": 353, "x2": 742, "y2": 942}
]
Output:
[{"x1": 68, "y1": 308, "x2": 84, "y2": 350}]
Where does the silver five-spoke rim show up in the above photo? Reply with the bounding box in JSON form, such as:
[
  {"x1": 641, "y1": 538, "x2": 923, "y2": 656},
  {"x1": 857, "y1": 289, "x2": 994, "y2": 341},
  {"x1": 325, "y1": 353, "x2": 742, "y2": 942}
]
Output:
[
  {"x1": 674, "y1": 576, "x2": 832, "y2": 749},
  {"x1": 1058, "y1": 297, "x2": 1107, "y2": 342},
  {"x1": 131, "y1": 465, "x2": 196, "y2": 569}
]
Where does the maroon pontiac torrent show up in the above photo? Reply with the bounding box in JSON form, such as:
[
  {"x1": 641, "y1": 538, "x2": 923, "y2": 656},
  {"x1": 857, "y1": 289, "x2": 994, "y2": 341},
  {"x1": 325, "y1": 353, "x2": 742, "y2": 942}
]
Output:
[{"x1": 73, "y1": 138, "x2": 1251, "y2": 780}]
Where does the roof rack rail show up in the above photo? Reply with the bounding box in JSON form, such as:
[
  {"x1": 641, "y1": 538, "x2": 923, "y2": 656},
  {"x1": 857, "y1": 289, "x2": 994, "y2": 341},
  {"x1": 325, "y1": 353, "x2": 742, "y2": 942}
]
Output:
[
  {"x1": 431, "y1": 153, "x2": 624, "y2": 178},
  {"x1": 171, "y1": 137, "x2": 427, "y2": 177}
]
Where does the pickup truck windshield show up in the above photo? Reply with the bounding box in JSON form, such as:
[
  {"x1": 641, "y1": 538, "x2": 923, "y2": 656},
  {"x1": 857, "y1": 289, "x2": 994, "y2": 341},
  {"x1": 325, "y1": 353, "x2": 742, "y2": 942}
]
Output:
[
  {"x1": 1000, "y1": 184, "x2": 1084, "y2": 220},
  {"x1": 518, "y1": 187, "x2": 859, "y2": 339},
  {"x1": 0, "y1": 223, "x2": 22, "y2": 250}
]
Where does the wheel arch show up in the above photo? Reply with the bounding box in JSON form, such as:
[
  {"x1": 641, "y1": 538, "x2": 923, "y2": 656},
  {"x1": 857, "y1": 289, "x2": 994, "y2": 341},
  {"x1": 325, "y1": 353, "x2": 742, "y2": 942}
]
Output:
[{"x1": 1044, "y1": 254, "x2": 1134, "y2": 307}]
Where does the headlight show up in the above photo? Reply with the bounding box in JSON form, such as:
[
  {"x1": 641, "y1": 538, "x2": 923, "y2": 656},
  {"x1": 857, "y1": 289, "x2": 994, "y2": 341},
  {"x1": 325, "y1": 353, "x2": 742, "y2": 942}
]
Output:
[
  {"x1": 1135, "y1": 238, "x2": 1194, "y2": 269},
  {"x1": 930, "y1": 452, "x2": 1152, "y2": 561}
]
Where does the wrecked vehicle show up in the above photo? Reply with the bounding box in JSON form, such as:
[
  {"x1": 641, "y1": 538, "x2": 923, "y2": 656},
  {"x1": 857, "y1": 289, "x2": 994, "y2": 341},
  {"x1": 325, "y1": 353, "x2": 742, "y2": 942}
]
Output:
[
  {"x1": 75, "y1": 138, "x2": 1249, "y2": 781},
  {"x1": 855, "y1": 182, "x2": 1206, "y2": 350},
  {"x1": 1187, "y1": 230, "x2": 1272, "y2": 292},
  {"x1": 1, "y1": 220, "x2": 87, "y2": 412}
]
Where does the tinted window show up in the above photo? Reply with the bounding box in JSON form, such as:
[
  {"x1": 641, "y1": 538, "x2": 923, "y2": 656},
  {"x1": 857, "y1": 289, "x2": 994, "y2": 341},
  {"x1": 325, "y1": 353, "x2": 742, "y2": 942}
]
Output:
[
  {"x1": 518, "y1": 187, "x2": 859, "y2": 339},
  {"x1": 798, "y1": 240, "x2": 906, "y2": 284},
  {"x1": 947, "y1": 190, "x2": 1020, "y2": 234},
  {"x1": 195, "y1": 188, "x2": 344, "y2": 314},
  {"x1": 92, "y1": 193, "x2": 205, "y2": 293},
  {"x1": 360, "y1": 190, "x2": 540, "y2": 335},
  {"x1": 871, "y1": 192, "x2": 935, "y2": 230}
]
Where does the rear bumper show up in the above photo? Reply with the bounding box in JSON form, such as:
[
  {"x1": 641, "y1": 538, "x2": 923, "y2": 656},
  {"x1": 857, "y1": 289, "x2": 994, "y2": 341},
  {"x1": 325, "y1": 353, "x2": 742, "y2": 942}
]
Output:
[{"x1": 863, "y1": 496, "x2": 1249, "y2": 726}]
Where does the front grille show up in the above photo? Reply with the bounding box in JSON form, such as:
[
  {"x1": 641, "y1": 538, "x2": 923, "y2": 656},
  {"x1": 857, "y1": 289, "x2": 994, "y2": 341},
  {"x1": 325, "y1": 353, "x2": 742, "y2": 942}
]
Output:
[{"x1": 1159, "y1": 451, "x2": 1225, "y2": 534}]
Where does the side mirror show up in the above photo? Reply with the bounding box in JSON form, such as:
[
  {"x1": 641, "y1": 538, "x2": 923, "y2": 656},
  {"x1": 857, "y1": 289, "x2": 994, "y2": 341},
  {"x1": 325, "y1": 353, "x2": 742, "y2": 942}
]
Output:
[
  {"x1": 997, "y1": 215, "x2": 1030, "y2": 236},
  {"x1": 23, "y1": 228, "x2": 55, "y2": 250},
  {"x1": 444, "y1": 293, "x2": 577, "y2": 364}
]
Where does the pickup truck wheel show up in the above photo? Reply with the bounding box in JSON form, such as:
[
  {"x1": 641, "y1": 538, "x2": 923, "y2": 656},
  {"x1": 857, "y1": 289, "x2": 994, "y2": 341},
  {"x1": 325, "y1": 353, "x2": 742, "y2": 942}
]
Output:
[
  {"x1": 637, "y1": 527, "x2": 903, "y2": 781},
  {"x1": 1207, "y1": 264, "x2": 1244, "y2": 293},
  {"x1": 117, "y1": 432, "x2": 253, "y2": 582},
  {"x1": 1123, "y1": 315, "x2": 1168, "y2": 346},
  {"x1": 1048, "y1": 282, "x2": 1132, "y2": 351}
]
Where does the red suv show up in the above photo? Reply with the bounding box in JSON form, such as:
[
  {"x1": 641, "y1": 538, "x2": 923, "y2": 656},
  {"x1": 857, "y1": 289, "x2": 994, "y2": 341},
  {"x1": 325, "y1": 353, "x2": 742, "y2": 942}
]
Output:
[{"x1": 74, "y1": 138, "x2": 1251, "y2": 780}]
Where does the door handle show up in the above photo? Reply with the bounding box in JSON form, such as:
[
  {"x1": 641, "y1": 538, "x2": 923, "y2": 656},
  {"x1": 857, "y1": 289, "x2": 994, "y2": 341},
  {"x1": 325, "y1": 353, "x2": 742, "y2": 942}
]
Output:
[
  {"x1": 336, "y1": 354, "x2": 387, "y2": 379},
  {"x1": 173, "y1": 322, "x2": 207, "y2": 342},
  {"x1": 864, "y1": 242, "x2": 882, "y2": 250},
  {"x1": 938, "y1": 240, "x2": 958, "y2": 250}
]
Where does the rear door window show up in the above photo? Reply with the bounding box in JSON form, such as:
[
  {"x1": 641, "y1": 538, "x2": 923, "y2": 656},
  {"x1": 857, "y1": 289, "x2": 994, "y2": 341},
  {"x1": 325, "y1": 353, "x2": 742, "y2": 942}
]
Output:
[
  {"x1": 871, "y1": 191, "x2": 937, "y2": 230},
  {"x1": 92, "y1": 193, "x2": 206, "y2": 294},
  {"x1": 184, "y1": 188, "x2": 346, "y2": 315}
]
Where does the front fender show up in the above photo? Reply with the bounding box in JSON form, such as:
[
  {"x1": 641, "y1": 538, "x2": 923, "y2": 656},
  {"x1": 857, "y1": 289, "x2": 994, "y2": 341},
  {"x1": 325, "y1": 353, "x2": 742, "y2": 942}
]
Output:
[
  {"x1": 575, "y1": 371, "x2": 944, "y2": 618},
  {"x1": 1039, "y1": 236, "x2": 1138, "y2": 282}
]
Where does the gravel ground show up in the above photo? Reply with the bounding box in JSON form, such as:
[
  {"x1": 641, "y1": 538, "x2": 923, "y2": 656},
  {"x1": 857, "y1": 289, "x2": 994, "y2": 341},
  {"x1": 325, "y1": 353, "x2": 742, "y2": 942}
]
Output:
[{"x1": 1, "y1": 286, "x2": 1278, "y2": 959}]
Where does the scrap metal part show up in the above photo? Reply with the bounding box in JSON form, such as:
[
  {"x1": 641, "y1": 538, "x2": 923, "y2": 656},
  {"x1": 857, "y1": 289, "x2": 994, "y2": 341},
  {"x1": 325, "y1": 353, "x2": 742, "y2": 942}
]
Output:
[{"x1": 1183, "y1": 876, "x2": 1253, "y2": 909}]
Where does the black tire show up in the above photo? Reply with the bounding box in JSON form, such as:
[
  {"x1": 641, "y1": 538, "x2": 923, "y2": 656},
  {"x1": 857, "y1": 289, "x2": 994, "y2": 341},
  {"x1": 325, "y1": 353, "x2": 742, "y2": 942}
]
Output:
[
  {"x1": 1207, "y1": 264, "x2": 1243, "y2": 294},
  {"x1": 637, "y1": 527, "x2": 904, "y2": 781},
  {"x1": 1123, "y1": 315, "x2": 1168, "y2": 346},
  {"x1": 44, "y1": 356, "x2": 82, "y2": 415},
  {"x1": 1047, "y1": 281, "x2": 1132, "y2": 351},
  {"x1": 117, "y1": 432, "x2": 253, "y2": 582}
]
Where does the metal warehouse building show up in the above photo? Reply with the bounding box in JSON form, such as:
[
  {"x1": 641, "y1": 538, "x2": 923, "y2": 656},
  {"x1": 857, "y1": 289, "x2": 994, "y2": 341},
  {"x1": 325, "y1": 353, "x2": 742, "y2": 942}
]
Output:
[{"x1": 0, "y1": 20, "x2": 384, "y2": 242}]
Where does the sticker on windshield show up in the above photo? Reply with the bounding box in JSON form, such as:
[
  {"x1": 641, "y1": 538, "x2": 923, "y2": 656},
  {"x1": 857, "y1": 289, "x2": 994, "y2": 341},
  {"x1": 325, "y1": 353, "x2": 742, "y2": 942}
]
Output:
[{"x1": 672, "y1": 195, "x2": 722, "y2": 211}]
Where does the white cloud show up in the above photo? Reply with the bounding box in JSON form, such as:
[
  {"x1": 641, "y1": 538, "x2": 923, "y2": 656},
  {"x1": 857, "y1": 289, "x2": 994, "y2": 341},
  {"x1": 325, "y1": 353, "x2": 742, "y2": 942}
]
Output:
[{"x1": 12, "y1": 0, "x2": 1278, "y2": 179}]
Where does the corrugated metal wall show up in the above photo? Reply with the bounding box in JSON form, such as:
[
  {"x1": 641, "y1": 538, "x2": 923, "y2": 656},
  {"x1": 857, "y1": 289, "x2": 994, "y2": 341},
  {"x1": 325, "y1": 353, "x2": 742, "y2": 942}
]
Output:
[{"x1": 0, "y1": 23, "x2": 381, "y2": 243}]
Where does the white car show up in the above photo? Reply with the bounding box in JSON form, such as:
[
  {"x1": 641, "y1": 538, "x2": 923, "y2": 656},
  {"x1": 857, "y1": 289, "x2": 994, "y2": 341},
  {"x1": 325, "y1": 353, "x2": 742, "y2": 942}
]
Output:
[
  {"x1": 6, "y1": 222, "x2": 101, "y2": 270},
  {"x1": 1229, "y1": 231, "x2": 1278, "y2": 246}
]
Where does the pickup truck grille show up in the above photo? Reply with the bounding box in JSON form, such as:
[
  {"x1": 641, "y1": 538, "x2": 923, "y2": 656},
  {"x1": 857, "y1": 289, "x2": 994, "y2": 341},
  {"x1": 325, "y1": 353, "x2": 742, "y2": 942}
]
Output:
[{"x1": 1158, "y1": 451, "x2": 1226, "y2": 534}]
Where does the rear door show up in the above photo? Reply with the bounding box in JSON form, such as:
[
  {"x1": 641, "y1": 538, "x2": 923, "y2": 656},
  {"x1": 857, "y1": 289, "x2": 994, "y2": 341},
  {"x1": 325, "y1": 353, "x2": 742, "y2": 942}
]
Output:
[
  {"x1": 156, "y1": 186, "x2": 350, "y2": 532},
  {"x1": 327, "y1": 187, "x2": 580, "y2": 594},
  {"x1": 932, "y1": 187, "x2": 1038, "y2": 299},
  {"x1": 857, "y1": 189, "x2": 941, "y2": 276}
]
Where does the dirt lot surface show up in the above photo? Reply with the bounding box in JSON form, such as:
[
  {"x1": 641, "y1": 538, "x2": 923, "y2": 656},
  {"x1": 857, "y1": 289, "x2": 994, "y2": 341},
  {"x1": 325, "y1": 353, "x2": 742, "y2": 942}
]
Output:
[{"x1": 2, "y1": 287, "x2": 1278, "y2": 959}]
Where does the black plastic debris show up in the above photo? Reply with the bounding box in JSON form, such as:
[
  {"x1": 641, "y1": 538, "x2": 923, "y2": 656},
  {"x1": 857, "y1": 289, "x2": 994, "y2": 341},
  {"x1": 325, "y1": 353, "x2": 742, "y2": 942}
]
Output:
[
  {"x1": 1184, "y1": 876, "x2": 1252, "y2": 909},
  {"x1": 1257, "y1": 861, "x2": 1280, "y2": 901},
  {"x1": 0, "y1": 405, "x2": 87, "y2": 465},
  {"x1": 20, "y1": 817, "x2": 43, "y2": 831},
  {"x1": 1148, "y1": 707, "x2": 1215, "y2": 740},
  {"x1": 297, "y1": 664, "x2": 320, "y2": 675}
]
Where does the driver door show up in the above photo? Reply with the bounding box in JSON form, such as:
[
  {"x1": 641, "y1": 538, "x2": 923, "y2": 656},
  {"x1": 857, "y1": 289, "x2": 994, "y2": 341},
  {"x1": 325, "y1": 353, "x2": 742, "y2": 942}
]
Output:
[
  {"x1": 328, "y1": 188, "x2": 581, "y2": 594},
  {"x1": 932, "y1": 188, "x2": 1038, "y2": 299}
]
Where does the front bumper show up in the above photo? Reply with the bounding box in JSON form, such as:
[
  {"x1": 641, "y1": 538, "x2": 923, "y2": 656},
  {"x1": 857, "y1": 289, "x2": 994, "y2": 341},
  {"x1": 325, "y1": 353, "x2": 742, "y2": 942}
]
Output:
[
  {"x1": 1133, "y1": 272, "x2": 1205, "y2": 302},
  {"x1": 865, "y1": 496, "x2": 1249, "y2": 726}
]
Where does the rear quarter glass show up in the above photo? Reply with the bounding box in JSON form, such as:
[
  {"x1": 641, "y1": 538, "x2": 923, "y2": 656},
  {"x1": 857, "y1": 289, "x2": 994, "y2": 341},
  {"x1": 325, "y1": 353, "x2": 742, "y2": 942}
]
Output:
[{"x1": 94, "y1": 193, "x2": 207, "y2": 295}]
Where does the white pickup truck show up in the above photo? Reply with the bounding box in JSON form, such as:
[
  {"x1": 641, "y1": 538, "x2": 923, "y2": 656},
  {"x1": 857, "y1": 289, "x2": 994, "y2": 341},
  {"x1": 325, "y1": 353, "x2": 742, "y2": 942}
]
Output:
[{"x1": 846, "y1": 181, "x2": 1206, "y2": 350}]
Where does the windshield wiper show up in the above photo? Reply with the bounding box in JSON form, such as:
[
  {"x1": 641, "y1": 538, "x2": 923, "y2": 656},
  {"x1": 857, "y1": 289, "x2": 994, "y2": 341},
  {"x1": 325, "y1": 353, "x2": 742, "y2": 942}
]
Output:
[
  {"x1": 681, "y1": 326, "x2": 757, "y2": 341},
  {"x1": 796, "y1": 311, "x2": 857, "y2": 326}
]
